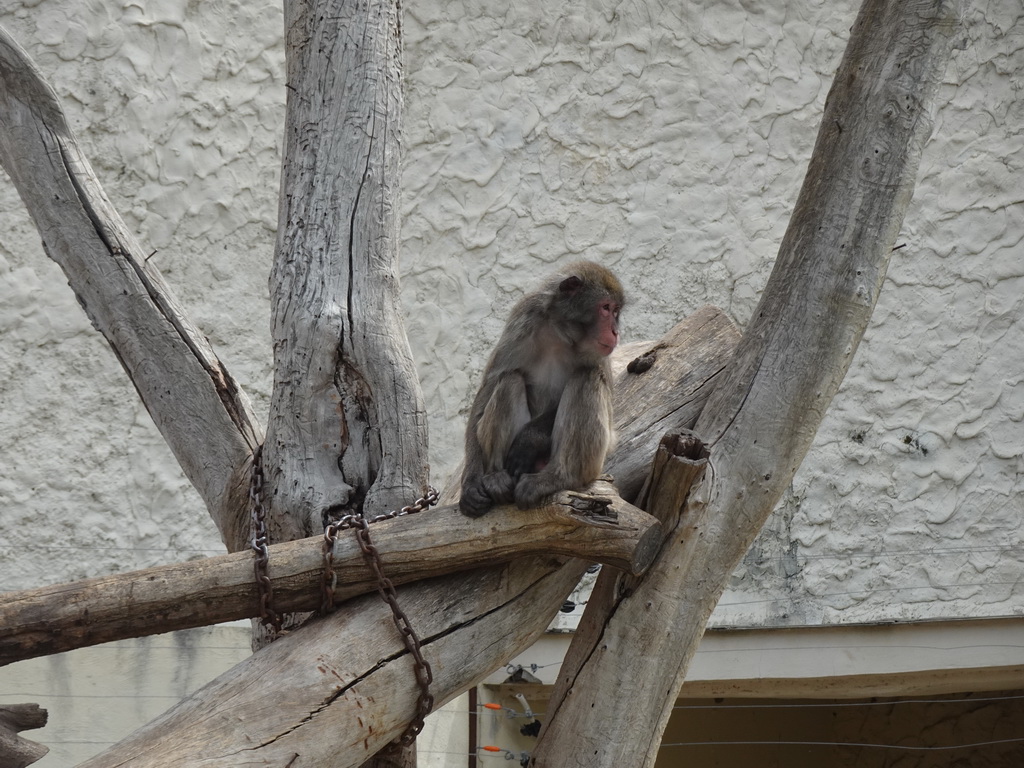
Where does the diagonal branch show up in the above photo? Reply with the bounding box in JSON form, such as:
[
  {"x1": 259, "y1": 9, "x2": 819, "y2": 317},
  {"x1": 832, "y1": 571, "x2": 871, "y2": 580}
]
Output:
[
  {"x1": 0, "y1": 26, "x2": 262, "y2": 550},
  {"x1": 532, "y1": 2, "x2": 972, "y2": 766}
]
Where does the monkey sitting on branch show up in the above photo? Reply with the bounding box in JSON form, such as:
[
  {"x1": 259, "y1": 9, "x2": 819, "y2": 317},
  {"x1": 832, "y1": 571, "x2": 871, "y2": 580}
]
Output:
[{"x1": 459, "y1": 261, "x2": 625, "y2": 517}]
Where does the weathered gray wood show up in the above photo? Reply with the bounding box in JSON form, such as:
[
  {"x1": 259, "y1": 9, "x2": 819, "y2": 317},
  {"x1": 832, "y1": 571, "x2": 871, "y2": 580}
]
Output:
[
  {"x1": 77, "y1": 557, "x2": 583, "y2": 768},
  {"x1": 531, "y1": 2, "x2": 971, "y2": 766},
  {"x1": 0, "y1": 485, "x2": 660, "y2": 665},
  {"x1": 606, "y1": 305, "x2": 739, "y2": 502},
  {"x1": 0, "y1": 26, "x2": 261, "y2": 551},
  {"x1": 72, "y1": 306, "x2": 739, "y2": 768},
  {"x1": 266, "y1": 0, "x2": 427, "y2": 552},
  {"x1": 261, "y1": 16, "x2": 428, "y2": 767},
  {"x1": 0, "y1": 704, "x2": 48, "y2": 768}
]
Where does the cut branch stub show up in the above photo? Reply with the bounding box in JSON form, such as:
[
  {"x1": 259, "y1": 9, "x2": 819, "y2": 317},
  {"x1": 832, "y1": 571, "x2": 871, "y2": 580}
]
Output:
[
  {"x1": 544, "y1": 432, "x2": 710, "y2": 725},
  {"x1": 0, "y1": 704, "x2": 49, "y2": 768}
]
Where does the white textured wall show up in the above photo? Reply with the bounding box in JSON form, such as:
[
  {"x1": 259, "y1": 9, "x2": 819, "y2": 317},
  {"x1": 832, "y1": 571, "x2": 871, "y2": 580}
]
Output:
[{"x1": 0, "y1": 0, "x2": 1021, "y2": 637}]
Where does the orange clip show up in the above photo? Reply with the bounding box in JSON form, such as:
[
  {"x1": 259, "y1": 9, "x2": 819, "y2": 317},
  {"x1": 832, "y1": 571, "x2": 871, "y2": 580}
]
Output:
[
  {"x1": 482, "y1": 745, "x2": 502, "y2": 752},
  {"x1": 483, "y1": 702, "x2": 503, "y2": 711}
]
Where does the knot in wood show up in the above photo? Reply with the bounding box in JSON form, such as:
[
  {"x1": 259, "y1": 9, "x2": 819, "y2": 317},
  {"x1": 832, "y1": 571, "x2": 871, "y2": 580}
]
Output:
[
  {"x1": 566, "y1": 493, "x2": 617, "y2": 524},
  {"x1": 627, "y1": 349, "x2": 657, "y2": 374}
]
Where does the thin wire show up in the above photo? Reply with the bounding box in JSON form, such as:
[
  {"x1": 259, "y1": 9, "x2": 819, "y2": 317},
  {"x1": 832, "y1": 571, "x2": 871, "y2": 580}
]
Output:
[
  {"x1": 10, "y1": 544, "x2": 226, "y2": 554},
  {"x1": 11, "y1": 690, "x2": 1024, "y2": 712},
  {"x1": 673, "y1": 692, "x2": 1024, "y2": 710},
  {"x1": 660, "y1": 737, "x2": 1024, "y2": 751},
  {"x1": 697, "y1": 641, "x2": 1024, "y2": 653},
  {"x1": 717, "y1": 580, "x2": 1024, "y2": 608},
  {"x1": 759, "y1": 544, "x2": 1024, "y2": 562},
  {"x1": 421, "y1": 692, "x2": 1024, "y2": 719},
  {"x1": 8, "y1": 542, "x2": 1023, "y2": 559}
]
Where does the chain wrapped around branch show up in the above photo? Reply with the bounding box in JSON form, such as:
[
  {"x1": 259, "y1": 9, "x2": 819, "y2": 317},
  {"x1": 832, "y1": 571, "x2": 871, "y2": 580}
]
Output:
[
  {"x1": 250, "y1": 441, "x2": 437, "y2": 746},
  {"x1": 320, "y1": 486, "x2": 439, "y2": 613},
  {"x1": 322, "y1": 486, "x2": 440, "y2": 747},
  {"x1": 249, "y1": 444, "x2": 283, "y2": 634}
]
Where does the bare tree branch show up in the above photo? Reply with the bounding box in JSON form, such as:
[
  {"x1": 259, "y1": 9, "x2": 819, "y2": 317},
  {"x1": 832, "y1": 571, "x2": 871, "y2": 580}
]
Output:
[
  {"x1": 532, "y1": 2, "x2": 972, "y2": 765},
  {"x1": 0, "y1": 26, "x2": 262, "y2": 549},
  {"x1": 0, "y1": 486, "x2": 661, "y2": 665}
]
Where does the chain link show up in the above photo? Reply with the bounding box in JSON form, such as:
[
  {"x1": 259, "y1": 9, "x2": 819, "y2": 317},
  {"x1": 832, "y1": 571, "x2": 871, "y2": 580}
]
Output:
[
  {"x1": 320, "y1": 486, "x2": 439, "y2": 613},
  {"x1": 322, "y1": 486, "x2": 439, "y2": 747},
  {"x1": 249, "y1": 444, "x2": 284, "y2": 634}
]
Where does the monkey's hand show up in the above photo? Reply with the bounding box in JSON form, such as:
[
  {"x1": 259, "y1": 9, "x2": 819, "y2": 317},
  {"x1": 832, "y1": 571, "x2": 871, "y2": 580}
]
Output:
[
  {"x1": 513, "y1": 472, "x2": 563, "y2": 510},
  {"x1": 459, "y1": 470, "x2": 516, "y2": 517}
]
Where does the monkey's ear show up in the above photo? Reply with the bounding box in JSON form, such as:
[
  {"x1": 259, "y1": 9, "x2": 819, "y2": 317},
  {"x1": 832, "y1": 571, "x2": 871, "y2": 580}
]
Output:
[{"x1": 559, "y1": 275, "x2": 583, "y2": 293}]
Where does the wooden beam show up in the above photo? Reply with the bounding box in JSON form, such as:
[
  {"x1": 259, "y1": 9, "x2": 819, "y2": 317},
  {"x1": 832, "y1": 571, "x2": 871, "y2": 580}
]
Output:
[{"x1": 0, "y1": 485, "x2": 658, "y2": 666}]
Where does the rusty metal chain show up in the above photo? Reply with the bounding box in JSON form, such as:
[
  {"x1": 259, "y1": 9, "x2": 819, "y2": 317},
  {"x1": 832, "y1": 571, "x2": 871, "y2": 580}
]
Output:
[
  {"x1": 250, "y1": 442, "x2": 437, "y2": 745},
  {"x1": 320, "y1": 486, "x2": 439, "y2": 613},
  {"x1": 321, "y1": 486, "x2": 439, "y2": 747},
  {"x1": 249, "y1": 444, "x2": 283, "y2": 634}
]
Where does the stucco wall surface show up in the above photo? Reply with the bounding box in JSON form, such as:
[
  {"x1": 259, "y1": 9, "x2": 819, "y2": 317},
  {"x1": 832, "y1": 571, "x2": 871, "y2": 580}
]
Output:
[{"x1": 0, "y1": 0, "x2": 1021, "y2": 632}]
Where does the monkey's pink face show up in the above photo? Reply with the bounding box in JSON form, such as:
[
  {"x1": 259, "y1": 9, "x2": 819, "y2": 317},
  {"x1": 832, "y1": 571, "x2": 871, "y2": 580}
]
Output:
[{"x1": 595, "y1": 299, "x2": 621, "y2": 356}]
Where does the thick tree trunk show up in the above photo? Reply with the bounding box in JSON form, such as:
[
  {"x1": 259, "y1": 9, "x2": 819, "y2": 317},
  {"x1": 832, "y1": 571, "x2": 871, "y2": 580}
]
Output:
[
  {"x1": 0, "y1": 486, "x2": 661, "y2": 665},
  {"x1": 267, "y1": 0, "x2": 426, "y2": 546},
  {"x1": 260, "y1": 8, "x2": 427, "y2": 767},
  {"x1": 531, "y1": 2, "x2": 971, "y2": 766}
]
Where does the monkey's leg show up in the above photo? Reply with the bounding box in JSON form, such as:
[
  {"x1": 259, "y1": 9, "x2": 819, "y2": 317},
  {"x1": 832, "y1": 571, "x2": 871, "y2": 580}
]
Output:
[
  {"x1": 514, "y1": 370, "x2": 611, "y2": 509},
  {"x1": 461, "y1": 372, "x2": 531, "y2": 516}
]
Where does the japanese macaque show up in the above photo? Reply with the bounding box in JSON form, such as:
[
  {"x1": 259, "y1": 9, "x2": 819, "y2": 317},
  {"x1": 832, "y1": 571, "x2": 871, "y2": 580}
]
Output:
[{"x1": 459, "y1": 261, "x2": 625, "y2": 517}]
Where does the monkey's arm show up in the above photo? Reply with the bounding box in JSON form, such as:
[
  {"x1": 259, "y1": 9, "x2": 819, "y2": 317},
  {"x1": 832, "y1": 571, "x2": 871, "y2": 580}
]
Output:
[
  {"x1": 460, "y1": 371, "x2": 532, "y2": 517},
  {"x1": 514, "y1": 367, "x2": 613, "y2": 509}
]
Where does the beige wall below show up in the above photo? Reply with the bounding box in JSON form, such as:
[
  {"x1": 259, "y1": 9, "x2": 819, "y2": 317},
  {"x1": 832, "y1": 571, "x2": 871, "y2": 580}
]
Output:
[
  {"x1": 3, "y1": 618, "x2": 1022, "y2": 766},
  {"x1": 0, "y1": 625, "x2": 466, "y2": 768}
]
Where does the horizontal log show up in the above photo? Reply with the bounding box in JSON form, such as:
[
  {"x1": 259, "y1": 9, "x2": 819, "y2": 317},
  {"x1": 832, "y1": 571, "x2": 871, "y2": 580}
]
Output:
[{"x1": 0, "y1": 482, "x2": 658, "y2": 665}]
